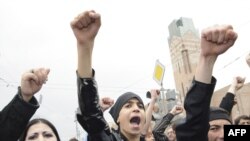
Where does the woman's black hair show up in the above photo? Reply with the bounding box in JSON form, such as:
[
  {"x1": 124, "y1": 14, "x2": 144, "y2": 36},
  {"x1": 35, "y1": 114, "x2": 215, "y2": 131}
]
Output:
[{"x1": 19, "y1": 118, "x2": 60, "y2": 141}]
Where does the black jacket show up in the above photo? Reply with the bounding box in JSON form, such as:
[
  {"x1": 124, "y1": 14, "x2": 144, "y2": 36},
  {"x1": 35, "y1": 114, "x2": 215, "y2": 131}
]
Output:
[
  {"x1": 76, "y1": 70, "x2": 216, "y2": 141},
  {"x1": 0, "y1": 87, "x2": 39, "y2": 141},
  {"x1": 219, "y1": 92, "x2": 235, "y2": 114},
  {"x1": 176, "y1": 77, "x2": 216, "y2": 141},
  {"x1": 152, "y1": 113, "x2": 174, "y2": 141},
  {"x1": 76, "y1": 70, "x2": 144, "y2": 141}
]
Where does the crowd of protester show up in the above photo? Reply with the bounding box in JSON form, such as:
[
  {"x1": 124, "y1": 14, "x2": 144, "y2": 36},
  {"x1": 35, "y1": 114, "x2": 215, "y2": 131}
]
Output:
[{"x1": 1, "y1": 9, "x2": 250, "y2": 141}]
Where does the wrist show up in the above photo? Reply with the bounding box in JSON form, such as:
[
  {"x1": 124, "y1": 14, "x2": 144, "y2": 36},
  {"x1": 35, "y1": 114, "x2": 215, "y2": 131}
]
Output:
[
  {"x1": 195, "y1": 56, "x2": 216, "y2": 83},
  {"x1": 170, "y1": 110, "x2": 175, "y2": 115},
  {"x1": 151, "y1": 97, "x2": 157, "y2": 102},
  {"x1": 228, "y1": 87, "x2": 236, "y2": 95},
  {"x1": 77, "y1": 41, "x2": 94, "y2": 49},
  {"x1": 22, "y1": 94, "x2": 32, "y2": 102},
  {"x1": 20, "y1": 89, "x2": 33, "y2": 102}
]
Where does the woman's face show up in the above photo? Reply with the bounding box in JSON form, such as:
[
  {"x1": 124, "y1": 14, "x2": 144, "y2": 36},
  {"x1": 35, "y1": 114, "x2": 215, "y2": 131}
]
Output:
[
  {"x1": 25, "y1": 122, "x2": 57, "y2": 141},
  {"x1": 117, "y1": 98, "x2": 146, "y2": 137}
]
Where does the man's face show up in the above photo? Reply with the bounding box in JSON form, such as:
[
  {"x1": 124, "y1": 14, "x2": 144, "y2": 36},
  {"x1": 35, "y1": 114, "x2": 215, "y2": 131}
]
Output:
[
  {"x1": 238, "y1": 119, "x2": 250, "y2": 125},
  {"x1": 208, "y1": 119, "x2": 231, "y2": 141},
  {"x1": 117, "y1": 98, "x2": 146, "y2": 137}
]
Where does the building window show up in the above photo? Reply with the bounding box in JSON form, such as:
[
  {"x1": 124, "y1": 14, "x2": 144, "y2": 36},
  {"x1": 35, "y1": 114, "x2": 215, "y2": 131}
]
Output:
[
  {"x1": 176, "y1": 19, "x2": 183, "y2": 27},
  {"x1": 182, "y1": 49, "x2": 192, "y2": 74},
  {"x1": 178, "y1": 62, "x2": 181, "y2": 73}
]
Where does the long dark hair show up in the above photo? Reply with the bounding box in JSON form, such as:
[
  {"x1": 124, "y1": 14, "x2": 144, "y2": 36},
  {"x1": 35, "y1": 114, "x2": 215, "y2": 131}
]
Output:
[{"x1": 19, "y1": 118, "x2": 60, "y2": 141}]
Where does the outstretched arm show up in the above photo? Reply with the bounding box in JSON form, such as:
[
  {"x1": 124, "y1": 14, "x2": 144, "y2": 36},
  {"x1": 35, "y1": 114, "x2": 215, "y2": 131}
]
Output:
[
  {"x1": 71, "y1": 10, "x2": 101, "y2": 78},
  {"x1": 0, "y1": 68, "x2": 49, "y2": 141},
  {"x1": 72, "y1": 11, "x2": 111, "y2": 140},
  {"x1": 219, "y1": 76, "x2": 245, "y2": 114},
  {"x1": 176, "y1": 25, "x2": 238, "y2": 141},
  {"x1": 141, "y1": 89, "x2": 159, "y2": 135},
  {"x1": 153, "y1": 105, "x2": 183, "y2": 140}
]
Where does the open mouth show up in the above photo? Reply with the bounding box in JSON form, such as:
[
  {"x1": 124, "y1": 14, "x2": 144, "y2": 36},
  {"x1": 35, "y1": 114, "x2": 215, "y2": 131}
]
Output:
[{"x1": 130, "y1": 116, "x2": 141, "y2": 125}]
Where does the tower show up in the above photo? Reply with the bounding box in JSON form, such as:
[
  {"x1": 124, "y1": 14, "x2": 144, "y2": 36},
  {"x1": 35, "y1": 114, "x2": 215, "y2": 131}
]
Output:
[{"x1": 168, "y1": 17, "x2": 200, "y2": 102}]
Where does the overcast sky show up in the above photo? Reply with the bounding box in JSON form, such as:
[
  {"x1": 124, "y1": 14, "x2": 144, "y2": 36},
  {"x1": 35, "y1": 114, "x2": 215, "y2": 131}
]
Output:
[{"x1": 1, "y1": 0, "x2": 250, "y2": 140}]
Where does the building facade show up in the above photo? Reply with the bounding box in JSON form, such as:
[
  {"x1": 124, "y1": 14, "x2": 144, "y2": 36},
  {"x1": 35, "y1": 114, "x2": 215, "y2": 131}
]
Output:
[{"x1": 168, "y1": 17, "x2": 200, "y2": 103}]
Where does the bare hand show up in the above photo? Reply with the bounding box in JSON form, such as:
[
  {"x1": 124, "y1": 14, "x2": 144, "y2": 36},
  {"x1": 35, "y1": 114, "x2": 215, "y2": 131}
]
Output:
[
  {"x1": 232, "y1": 76, "x2": 245, "y2": 91},
  {"x1": 201, "y1": 25, "x2": 238, "y2": 58},
  {"x1": 99, "y1": 97, "x2": 114, "y2": 112},
  {"x1": 70, "y1": 10, "x2": 101, "y2": 46},
  {"x1": 150, "y1": 89, "x2": 160, "y2": 100},
  {"x1": 170, "y1": 105, "x2": 184, "y2": 115},
  {"x1": 21, "y1": 68, "x2": 50, "y2": 102}
]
